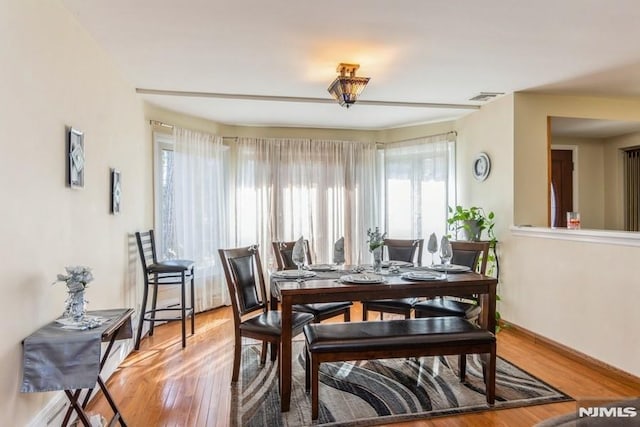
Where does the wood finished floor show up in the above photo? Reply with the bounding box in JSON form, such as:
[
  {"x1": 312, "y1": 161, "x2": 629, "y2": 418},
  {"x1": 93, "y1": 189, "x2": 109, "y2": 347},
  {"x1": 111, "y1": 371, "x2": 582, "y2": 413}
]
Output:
[{"x1": 87, "y1": 305, "x2": 640, "y2": 426}]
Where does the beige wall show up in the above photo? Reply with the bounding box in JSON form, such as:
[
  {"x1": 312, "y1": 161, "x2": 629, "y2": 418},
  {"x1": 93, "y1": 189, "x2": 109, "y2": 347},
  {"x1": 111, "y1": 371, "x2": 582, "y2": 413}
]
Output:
[
  {"x1": 1, "y1": 1, "x2": 149, "y2": 424},
  {"x1": 508, "y1": 93, "x2": 640, "y2": 377}
]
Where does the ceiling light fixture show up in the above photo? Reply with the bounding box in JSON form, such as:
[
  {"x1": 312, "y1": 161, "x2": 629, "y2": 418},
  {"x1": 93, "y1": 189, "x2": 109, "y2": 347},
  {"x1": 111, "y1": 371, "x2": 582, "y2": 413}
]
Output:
[{"x1": 327, "y1": 63, "x2": 370, "y2": 108}]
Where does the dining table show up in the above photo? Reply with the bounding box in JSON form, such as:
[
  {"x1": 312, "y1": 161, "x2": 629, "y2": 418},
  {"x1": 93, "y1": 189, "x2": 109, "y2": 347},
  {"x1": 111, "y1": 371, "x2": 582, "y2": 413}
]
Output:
[{"x1": 271, "y1": 265, "x2": 498, "y2": 412}]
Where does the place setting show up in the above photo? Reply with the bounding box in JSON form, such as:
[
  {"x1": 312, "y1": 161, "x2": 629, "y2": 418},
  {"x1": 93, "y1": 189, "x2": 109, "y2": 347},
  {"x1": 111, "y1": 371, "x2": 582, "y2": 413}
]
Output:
[{"x1": 338, "y1": 273, "x2": 386, "y2": 284}]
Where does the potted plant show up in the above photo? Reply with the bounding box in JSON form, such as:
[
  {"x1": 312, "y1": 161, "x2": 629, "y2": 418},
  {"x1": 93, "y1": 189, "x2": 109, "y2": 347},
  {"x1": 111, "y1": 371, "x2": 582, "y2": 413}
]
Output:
[
  {"x1": 447, "y1": 205, "x2": 495, "y2": 242},
  {"x1": 447, "y1": 205, "x2": 503, "y2": 331}
]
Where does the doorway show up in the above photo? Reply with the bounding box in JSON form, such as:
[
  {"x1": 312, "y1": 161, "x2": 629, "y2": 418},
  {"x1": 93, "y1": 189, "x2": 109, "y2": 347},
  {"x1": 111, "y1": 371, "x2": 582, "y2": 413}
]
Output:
[{"x1": 550, "y1": 149, "x2": 574, "y2": 227}]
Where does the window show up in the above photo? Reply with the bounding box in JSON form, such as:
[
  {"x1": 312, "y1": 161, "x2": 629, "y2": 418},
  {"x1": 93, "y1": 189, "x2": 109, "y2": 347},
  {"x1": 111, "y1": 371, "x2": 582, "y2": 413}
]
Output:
[
  {"x1": 154, "y1": 133, "x2": 177, "y2": 259},
  {"x1": 380, "y1": 136, "x2": 456, "y2": 263}
]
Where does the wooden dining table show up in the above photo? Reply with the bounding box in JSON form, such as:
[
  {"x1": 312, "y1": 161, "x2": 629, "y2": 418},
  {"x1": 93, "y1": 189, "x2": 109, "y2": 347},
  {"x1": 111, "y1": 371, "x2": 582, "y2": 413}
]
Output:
[{"x1": 272, "y1": 268, "x2": 498, "y2": 412}]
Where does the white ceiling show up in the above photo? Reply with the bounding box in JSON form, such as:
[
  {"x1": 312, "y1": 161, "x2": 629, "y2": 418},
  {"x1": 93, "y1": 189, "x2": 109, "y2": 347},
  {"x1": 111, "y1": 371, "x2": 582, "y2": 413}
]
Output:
[{"x1": 61, "y1": 0, "x2": 640, "y2": 130}]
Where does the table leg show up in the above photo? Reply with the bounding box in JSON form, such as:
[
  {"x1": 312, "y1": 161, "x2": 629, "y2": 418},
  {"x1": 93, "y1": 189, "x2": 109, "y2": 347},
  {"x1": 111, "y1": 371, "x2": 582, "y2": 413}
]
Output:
[
  {"x1": 280, "y1": 295, "x2": 293, "y2": 412},
  {"x1": 62, "y1": 390, "x2": 91, "y2": 427}
]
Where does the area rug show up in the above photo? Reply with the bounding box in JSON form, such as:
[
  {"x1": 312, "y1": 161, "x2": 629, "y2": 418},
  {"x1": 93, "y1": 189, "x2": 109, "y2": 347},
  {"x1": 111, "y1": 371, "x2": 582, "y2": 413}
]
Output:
[{"x1": 231, "y1": 341, "x2": 572, "y2": 426}]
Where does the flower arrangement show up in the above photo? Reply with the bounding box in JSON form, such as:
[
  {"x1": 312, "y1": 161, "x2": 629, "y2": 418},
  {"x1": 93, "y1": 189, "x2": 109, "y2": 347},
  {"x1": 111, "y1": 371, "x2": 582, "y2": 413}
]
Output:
[
  {"x1": 53, "y1": 266, "x2": 94, "y2": 292},
  {"x1": 53, "y1": 266, "x2": 93, "y2": 321},
  {"x1": 366, "y1": 227, "x2": 387, "y2": 252}
]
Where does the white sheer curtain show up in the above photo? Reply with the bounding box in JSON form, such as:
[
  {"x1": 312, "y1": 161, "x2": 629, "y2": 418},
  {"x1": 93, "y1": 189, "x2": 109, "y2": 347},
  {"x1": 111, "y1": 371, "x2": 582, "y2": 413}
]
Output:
[
  {"x1": 380, "y1": 134, "x2": 456, "y2": 264},
  {"x1": 233, "y1": 137, "x2": 378, "y2": 267},
  {"x1": 173, "y1": 127, "x2": 230, "y2": 311}
]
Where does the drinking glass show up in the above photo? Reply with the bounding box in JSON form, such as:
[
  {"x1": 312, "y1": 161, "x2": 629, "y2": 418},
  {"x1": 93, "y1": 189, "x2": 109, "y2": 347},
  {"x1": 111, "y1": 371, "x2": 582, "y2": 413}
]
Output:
[
  {"x1": 427, "y1": 233, "x2": 438, "y2": 266},
  {"x1": 439, "y1": 237, "x2": 453, "y2": 278},
  {"x1": 292, "y1": 253, "x2": 305, "y2": 280}
]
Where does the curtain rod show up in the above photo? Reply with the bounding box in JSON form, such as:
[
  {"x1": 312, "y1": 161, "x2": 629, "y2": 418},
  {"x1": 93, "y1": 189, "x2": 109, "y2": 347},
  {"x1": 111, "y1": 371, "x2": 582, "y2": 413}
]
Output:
[
  {"x1": 378, "y1": 130, "x2": 457, "y2": 146},
  {"x1": 149, "y1": 120, "x2": 239, "y2": 140}
]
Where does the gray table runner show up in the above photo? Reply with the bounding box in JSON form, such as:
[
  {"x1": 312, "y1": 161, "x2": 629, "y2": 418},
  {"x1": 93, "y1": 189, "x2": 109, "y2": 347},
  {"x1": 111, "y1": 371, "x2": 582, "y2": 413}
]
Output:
[{"x1": 21, "y1": 308, "x2": 132, "y2": 393}]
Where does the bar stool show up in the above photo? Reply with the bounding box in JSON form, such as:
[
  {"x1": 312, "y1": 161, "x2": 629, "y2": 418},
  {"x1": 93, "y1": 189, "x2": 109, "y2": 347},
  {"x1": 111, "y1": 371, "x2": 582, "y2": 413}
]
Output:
[{"x1": 134, "y1": 230, "x2": 195, "y2": 350}]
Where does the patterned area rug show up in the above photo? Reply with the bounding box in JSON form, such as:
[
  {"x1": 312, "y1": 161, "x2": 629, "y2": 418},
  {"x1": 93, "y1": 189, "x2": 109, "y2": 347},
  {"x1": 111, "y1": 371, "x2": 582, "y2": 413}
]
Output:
[{"x1": 231, "y1": 341, "x2": 572, "y2": 426}]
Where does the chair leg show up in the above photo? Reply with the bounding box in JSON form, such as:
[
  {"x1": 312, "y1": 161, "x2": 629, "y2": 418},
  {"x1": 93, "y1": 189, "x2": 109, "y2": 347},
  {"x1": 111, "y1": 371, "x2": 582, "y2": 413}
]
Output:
[
  {"x1": 180, "y1": 271, "x2": 187, "y2": 348},
  {"x1": 260, "y1": 341, "x2": 268, "y2": 365},
  {"x1": 190, "y1": 269, "x2": 195, "y2": 334},
  {"x1": 459, "y1": 354, "x2": 467, "y2": 381},
  {"x1": 149, "y1": 274, "x2": 159, "y2": 336},
  {"x1": 485, "y1": 347, "x2": 496, "y2": 404},
  {"x1": 344, "y1": 308, "x2": 350, "y2": 322},
  {"x1": 270, "y1": 341, "x2": 278, "y2": 361},
  {"x1": 304, "y1": 347, "x2": 310, "y2": 392},
  {"x1": 135, "y1": 277, "x2": 150, "y2": 350},
  {"x1": 231, "y1": 334, "x2": 242, "y2": 382},
  {"x1": 311, "y1": 354, "x2": 320, "y2": 420},
  {"x1": 362, "y1": 305, "x2": 368, "y2": 321}
]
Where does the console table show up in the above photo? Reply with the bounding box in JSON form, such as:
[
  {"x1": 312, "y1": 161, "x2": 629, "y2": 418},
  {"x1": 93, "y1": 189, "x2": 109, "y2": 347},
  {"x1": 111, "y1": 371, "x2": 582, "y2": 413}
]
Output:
[{"x1": 21, "y1": 308, "x2": 133, "y2": 426}]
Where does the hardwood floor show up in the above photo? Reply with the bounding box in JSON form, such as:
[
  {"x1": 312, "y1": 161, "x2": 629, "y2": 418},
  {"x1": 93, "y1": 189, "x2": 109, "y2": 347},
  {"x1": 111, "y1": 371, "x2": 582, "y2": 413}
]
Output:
[{"x1": 87, "y1": 305, "x2": 640, "y2": 426}]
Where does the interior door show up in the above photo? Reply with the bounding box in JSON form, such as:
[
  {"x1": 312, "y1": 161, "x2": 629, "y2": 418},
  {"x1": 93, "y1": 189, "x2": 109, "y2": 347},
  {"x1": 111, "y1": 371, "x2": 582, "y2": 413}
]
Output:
[{"x1": 551, "y1": 149, "x2": 573, "y2": 227}]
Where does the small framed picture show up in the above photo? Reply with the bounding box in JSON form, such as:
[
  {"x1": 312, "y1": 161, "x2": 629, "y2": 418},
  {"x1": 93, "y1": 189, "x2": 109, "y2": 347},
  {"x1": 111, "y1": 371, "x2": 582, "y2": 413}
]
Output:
[
  {"x1": 111, "y1": 169, "x2": 121, "y2": 214},
  {"x1": 68, "y1": 128, "x2": 84, "y2": 188}
]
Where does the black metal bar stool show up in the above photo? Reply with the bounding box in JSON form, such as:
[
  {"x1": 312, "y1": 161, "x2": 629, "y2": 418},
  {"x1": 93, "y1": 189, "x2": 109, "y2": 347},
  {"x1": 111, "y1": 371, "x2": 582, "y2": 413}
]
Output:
[{"x1": 134, "y1": 230, "x2": 195, "y2": 349}]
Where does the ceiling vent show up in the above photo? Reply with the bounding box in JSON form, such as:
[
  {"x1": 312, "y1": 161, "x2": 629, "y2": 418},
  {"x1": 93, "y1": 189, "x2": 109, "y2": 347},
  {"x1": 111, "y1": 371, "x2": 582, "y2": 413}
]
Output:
[{"x1": 469, "y1": 92, "x2": 504, "y2": 102}]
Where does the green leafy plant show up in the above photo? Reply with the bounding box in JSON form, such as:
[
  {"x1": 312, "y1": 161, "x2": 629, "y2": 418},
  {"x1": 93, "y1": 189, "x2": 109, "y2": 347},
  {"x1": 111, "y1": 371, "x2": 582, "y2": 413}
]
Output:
[
  {"x1": 447, "y1": 205, "x2": 504, "y2": 332},
  {"x1": 446, "y1": 205, "x2": 495, "y2": 242},
  {"x1": 366, "y1": 227, "x2": 387, "y2": 252}
]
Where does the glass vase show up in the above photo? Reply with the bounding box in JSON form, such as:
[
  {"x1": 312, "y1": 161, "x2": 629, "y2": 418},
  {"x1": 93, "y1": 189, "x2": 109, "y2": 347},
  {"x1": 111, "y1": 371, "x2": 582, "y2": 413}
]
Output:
[
  {"x1": 372, "y1": 246, "x2": 383, "y2": 273},
  {"x1": 65, "y1": 290, "x2": 87, "y2": 322}
]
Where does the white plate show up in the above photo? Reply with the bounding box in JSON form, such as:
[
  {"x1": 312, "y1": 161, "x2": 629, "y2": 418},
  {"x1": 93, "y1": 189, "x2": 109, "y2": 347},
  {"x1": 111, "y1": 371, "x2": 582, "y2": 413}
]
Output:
[
  {"x1": 427, "y1": 264, "x2": 472, "y2": 273},
  {"x1": 272, "y1": 270, "x2": 317, "y2": 279},
  {"x1": 381, "y1": 260, "x2": 413, "y2": 268},
  {"x1": 339, "y1": 273, "x2": 385, "y2": 284},
  {"x1": 401, "y1": 271, "x2": 446, "y2": 281},
  {"x1": 307, "y1": 264, "x2": 336, "y2": 272}
]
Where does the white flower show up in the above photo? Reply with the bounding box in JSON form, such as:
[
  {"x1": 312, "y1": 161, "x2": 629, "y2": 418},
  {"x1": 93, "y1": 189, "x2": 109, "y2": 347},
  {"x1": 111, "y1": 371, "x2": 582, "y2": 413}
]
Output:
[{"x1": 53, "y1": 266, "x2": 93, "y2": 293}]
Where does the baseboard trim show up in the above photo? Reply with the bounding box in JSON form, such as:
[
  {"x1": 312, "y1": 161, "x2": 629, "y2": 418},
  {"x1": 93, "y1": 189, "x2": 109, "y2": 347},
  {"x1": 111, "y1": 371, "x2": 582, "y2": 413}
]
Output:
[{"x1": 502, "y1": 320, "x2": 640, "y2": 387}]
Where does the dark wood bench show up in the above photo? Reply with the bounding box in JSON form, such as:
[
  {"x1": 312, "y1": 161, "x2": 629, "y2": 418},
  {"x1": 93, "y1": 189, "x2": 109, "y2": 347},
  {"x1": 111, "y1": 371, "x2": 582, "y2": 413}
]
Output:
[{"x1": 303, "y1": 316, "x2": 496, "y2": 420}]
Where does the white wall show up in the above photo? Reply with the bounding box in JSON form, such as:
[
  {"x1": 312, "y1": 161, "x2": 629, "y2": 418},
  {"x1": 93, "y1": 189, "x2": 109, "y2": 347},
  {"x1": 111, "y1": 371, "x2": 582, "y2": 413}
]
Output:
[{"x1": 1, "y1": 0, "x2": 149, "y2": 424}]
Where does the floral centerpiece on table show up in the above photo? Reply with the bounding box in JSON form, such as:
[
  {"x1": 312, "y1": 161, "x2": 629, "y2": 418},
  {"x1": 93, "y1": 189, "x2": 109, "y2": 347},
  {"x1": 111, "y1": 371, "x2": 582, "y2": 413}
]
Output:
[
  {"x1": 367, "y1": 227, "x2": 387, "y2": 273},
  {"x1": 53, "y1": 266, "x2": 93, "y2": 321},
  {"x1": 367, "y1": 227, "x2": 387, "y2": 252}
]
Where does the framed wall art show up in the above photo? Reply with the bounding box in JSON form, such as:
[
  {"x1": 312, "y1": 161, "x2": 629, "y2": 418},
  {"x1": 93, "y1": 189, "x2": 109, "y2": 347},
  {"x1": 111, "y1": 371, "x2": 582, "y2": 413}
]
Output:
[
  {"x1": 111, "y1": 169, "x2": 121, "y2": 214},
  {"x1": 68, "y1": 127, "x2": 85, "y2": 188}
]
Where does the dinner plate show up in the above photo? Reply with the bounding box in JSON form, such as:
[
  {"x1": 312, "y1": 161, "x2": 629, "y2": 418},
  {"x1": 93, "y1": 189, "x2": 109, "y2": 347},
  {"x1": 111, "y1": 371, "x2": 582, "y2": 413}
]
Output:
[
  {"x1": 427, "y1": 264, "x2": 472, "y2": 273},
  {"x1": 381, "y1": 260, "x2": 413, "y2": 268},
  {"x1": 339, "y1": 273, "x2": 385, "y2": 284},
  {"x1": 307, "y1": 264, "x2": 337, "y2": 272},
  {"x1": 401, "y1": 271, "x2": 446, "y2": 281},
  {"x1": 272, "y1": 270, "x2": 317, "y2": 279}
]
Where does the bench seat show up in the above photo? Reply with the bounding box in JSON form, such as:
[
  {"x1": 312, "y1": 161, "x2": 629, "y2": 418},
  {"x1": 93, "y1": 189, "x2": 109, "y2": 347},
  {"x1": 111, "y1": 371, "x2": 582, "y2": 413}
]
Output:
[{"x1": 303, "y1": 316, "x2": 496, "y2": 420}]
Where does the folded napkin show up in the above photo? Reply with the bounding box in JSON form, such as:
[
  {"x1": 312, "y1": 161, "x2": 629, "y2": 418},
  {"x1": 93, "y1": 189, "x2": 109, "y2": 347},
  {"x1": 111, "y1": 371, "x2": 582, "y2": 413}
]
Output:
[
  {"x1": 292, "y1": 236, "x2": 306, "y2": 265},
  {"x1": 427, "y1": 232, "x2": 438, "y2": 253},
  {"x1": 333, "y1": 237, "x2": 345, "y2": 264}
]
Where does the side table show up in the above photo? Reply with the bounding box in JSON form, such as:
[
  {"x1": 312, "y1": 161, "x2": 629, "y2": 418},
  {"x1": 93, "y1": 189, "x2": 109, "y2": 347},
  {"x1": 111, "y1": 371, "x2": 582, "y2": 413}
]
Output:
[{"x1": 21, "y1": 308, "x2": 134, "y2": 426}]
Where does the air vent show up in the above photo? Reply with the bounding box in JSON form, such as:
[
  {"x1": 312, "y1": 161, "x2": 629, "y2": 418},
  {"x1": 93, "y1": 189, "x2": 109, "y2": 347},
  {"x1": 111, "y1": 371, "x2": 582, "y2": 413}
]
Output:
[{"x1": 469, "y1": 92, "x2": 504, "y2": 102}]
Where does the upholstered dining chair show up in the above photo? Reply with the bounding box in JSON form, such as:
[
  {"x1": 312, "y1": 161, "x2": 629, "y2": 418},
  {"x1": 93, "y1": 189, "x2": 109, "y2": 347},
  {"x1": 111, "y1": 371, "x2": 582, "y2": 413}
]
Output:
[
  {"x1": 362, "y1": 238, "x2": 424, "y2": 321},
  {"x1": 271, "y1": 240, "x2": 313, "y2": 270},
  {"x1": 219, "y1": 245, "x2": 315, "y2": 383},
  {"x1": 271, "y1": 240, "x2": 352, "y2": 323},
  {"x1": 414, "y1": 240, "x2": 490, "y2": 320}
]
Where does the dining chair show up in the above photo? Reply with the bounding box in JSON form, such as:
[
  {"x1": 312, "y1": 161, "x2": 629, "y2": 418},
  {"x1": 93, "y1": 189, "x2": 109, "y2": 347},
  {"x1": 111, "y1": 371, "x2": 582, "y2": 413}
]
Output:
[
  {"x1": 134, "y1": 230, "x2": 195, "y2": 350},
  {"x1": 362, "y1": 238, "x2": 424, "y2": 321},
  {"x1": 271, "y1": 240, "x2": 352, "y2": 323},
  {"x1": 218, "y1": 245, "x2": 314, "y2": 383},
  {"x1": 271, "y1": 240, "x2": 313, "y2": 270},
  {"x1": 414, "y1": 240, "x2": 490, "y2": 320}
]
